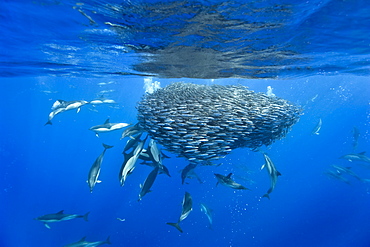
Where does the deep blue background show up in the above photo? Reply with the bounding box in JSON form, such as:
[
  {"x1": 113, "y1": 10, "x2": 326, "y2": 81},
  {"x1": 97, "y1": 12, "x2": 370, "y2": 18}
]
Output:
[{"x1": 1, "y1": 76, "x2": 369, "y2": 246}]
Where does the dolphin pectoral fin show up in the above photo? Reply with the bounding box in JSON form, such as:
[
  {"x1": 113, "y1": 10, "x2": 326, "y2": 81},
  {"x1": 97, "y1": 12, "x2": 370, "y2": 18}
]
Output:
[
  {"x1": 77, "y1": 107, "x2": 81, "y2": 113},
  {"x1": 277, "y1": 171, "x2": 282, "y2": 176},
  {"x1": 166, "y1": 222, "x2": 183, "y2": 233},
  {"x1": 44, "y1": 223, "x2": 51, "y2": 229},
  {"x1": 95, "y1": 133, "x2": 100, "y2": 138},
  {"x1": 97, "y1": 180, "x2": 102, "y2": 183}
]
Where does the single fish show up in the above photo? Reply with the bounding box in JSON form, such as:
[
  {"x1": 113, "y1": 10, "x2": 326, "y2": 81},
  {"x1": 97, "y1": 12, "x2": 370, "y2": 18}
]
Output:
[
  {"x1": 261, "y1": 153, "x2": 281, "y2": 199},
  {"x1": 214, "y1": 173, "x2": 249, "y2": 190},
  {"x1": 64, "y1": 236, "x2": 111, "y2": 247},
  {"x1": 45, "y1": 100, "x2": 88, "y2": 125},
  {"x1": 89, "y1": 119, "x2": 130, "y2": 137},
  {"x1": 167, "y1": 191, "x2": 193, "y2": 233},
  {"x1": 34, "y1": 210, "x2": 89, "y2": 229},
  {"x1": 87, "y1": 143, "x2": 113, "y2": 192}
]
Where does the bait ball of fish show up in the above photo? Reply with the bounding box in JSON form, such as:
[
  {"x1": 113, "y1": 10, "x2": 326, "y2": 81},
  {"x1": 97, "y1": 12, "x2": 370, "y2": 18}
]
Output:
[{"x1": 137, "y1": 82, "x2": 301, "y2": 163}]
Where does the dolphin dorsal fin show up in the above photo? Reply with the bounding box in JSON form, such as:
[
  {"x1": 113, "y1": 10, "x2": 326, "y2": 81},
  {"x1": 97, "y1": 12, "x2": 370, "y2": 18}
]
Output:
[
  {"x1": 226, "y1": 173, "x2": 233, "y2": 178},
  {"x1": 57, "y1": 210, "x2": 64, "y2": 214},
  {"x1": 359, "y1": 151, "x2": 366, "y2": 155},
  {"x1": 104, "y1": 118, "x2": 110, "y2": 124},
  {"x1": 79, "y1": 236, "x2": 87, "y2": 242}
]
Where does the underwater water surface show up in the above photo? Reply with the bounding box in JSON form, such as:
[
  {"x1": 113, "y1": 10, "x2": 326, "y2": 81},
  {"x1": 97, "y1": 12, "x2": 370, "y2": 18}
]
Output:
[{"x1": 1, "y1": 1, "x2": 370, "y2": 247}]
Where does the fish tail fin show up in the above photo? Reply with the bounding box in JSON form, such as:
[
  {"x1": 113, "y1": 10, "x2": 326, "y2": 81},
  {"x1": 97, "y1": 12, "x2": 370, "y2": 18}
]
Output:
[
  {"x1": 103, "y1": 143, "x2": 114, "y2": 149},
  {"x1": 83, "y1": 212, "x2": 90, "y2": 221},
  {"x1": 166, "y1": 222, "x2": 183, "y2": 233},
  {"x1": 105, "y1": 236, "x2": 111, "y2": 245},
  {"x1": 262, "y1": 193, "x2": 270, "y2": 199},
  {"x1": 44, "y1": 120, "x2": 52, "y2": 126}
]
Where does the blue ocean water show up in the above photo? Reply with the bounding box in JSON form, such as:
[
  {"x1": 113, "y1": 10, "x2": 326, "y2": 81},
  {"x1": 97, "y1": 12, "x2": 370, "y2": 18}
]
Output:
[{"x1": 1, "y1": 1, "x2": 370, "y2": 247}]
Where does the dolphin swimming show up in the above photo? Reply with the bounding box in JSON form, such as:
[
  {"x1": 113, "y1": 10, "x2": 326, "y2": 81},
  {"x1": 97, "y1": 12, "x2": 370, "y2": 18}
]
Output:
[
  {"x1": 120, "y1": 123, "x2": 143, "y2": 140},
  {"x1": 261, "y1": 153, "x2": 281, "y2": 199},
  {"x1": 311, "y1": 118, "x2": 322, "y2": 135},
  {"x1": 331, "y1": 165, "x2": 361, "y2": 180},
  {"x1": 324, "y1": 170, "x2": 351, "y2": 185},
  {"x1": 119, "y1": 136, "x2": 147, "y2": 186},
  {"x1": 339, "y1": 152, "x2": 370, "y2": 164},
  {"x1": 167, "y1": 191, "x2": 193, "y2": 233},
  {"x1": 214, "y1": 173, "x2": 249, "y2": 190},
  {"x1": 200, "y1": 203, "x2": 213, "y2": 229},
  {"x1": 138, "y1": 166, "x2": 159, "y2": 201},
  {"x1": 181, "y1": 163, "x2": 197, "y2": 185},
  {"x1": 87, "y1": 143, "x2": 113, "y2": 192},
  {"x1": 64, "y1": 236, "x2": 111, "y2": 247},
  {"x1": 89, "y1": 118, "x2": 131, "y2": 137},
  {"x1": 45, "y1": 99, "x2": 89, "y2": 125},
  {"x1": 34, "y1": 210, "x2": 89, "y2": 229}
]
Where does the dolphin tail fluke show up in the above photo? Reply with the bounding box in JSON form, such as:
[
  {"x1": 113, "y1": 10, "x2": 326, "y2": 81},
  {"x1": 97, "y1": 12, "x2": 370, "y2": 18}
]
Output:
[
  {"x1": 105, "y1": 236, "x2": 112, "y2": 245},
  {"x1": 166, "y1": 222, "x2": 183, "y2": 233},
  {"x1": 83, "y1": 212, "x2": 90, "y2": 221},
  {"x1": 103, "y1": 143, "x2": 114, "y2": 150},
  {"x1": 44, "y1": 120, "x2": 52, "y2": 126},
  {"x1": 262, "y1": 193, "x2": 270, "y2": 199}
]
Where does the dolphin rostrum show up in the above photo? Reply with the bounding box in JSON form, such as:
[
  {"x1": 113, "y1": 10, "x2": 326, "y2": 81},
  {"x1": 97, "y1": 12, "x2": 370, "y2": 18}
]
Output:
[
  {"x1": 167, "y1": 191, "x2": 193, "y2": 233},
  {"x1": 34, "y1": 210, "x2": 89, "y2": 229},
  {"x1": 261, "y1": 153, "x2": 281, "y2": 199},
  {"x1": 87, "y1": 143, "x2": 113, "y2": 192}
]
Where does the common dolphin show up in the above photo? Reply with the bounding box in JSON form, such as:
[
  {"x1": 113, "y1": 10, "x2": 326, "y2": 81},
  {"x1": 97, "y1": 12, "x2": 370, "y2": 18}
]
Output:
[
  {"x1": 87, "y1": 143, "x2": 113, "y2": 192},
  {"x1": 339, "y1": 152, "x2": 370, "y2": 164},
  {"x1": 214, "y1": 173, "x2": 249, "y2": 190},
  {"x1": 311, "y1": 118, "x2": 322, "y2": 135},
  {"x1": 331, "y1": 165, "x2": 361, "y2": 180},
  {"x1": 138, "y1": 166, "x2": 159, "y2": 201},
  {"x1": 64, "y1": 236, "x2": 111, "y2": 247},
  {"x1": 167, "y1": 191, "x2": 193, "y2": 233},
  {"x1": 181, "y1": 163, "x2": 197, "y2": 184},
  {"x1": 261, "y1": 153, "x2": 281, "y2": 199},
  {"x1": 119, "y1": 136, "x2": 147, "y2": 186},
  {"x1": 120, "y1": 123, "x2": 143, "y2": 140},
  {"x1": 45, "y1": 99, "x2": 88, "y2": 125},
  {"x1": 89, "y1": 118, "x2": 130, "y2": 137},
  {"x1": 34, "y1": 210, "x2": 89, "y2": 229},
  {"x1": 324, "y1": 170, "x2": 351, "y2": 185},
  {"x1": 200, "y1": 203, "x2": 213, "y2": 229}
]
